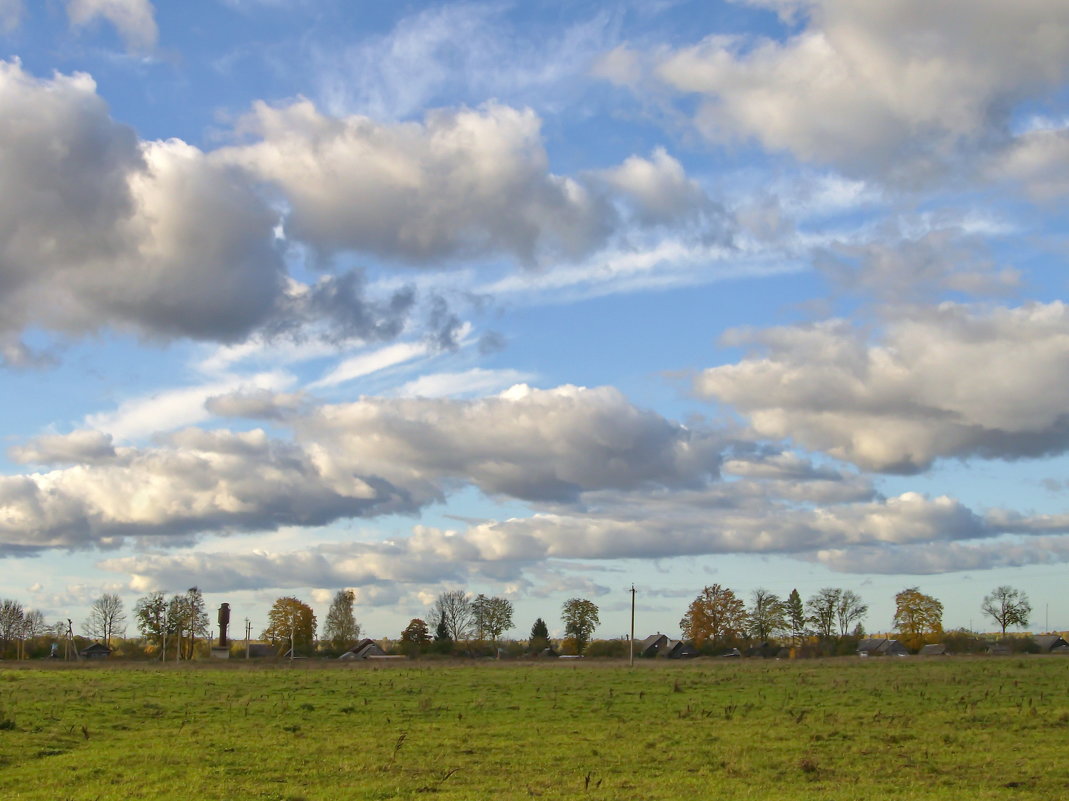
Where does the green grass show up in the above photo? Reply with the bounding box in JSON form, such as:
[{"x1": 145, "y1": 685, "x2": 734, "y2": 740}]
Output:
[{"x1": 0, "y1": 657, "x2": 1067, "y2": 800}]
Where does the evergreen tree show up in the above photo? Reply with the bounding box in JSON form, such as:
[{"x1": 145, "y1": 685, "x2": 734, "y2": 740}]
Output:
[
  {"x1": 786, "y1": 588, "x2": 806, "y2": 645},
  {"x1": 529, "y1": 617, "x2": 550, "y2": 652}
]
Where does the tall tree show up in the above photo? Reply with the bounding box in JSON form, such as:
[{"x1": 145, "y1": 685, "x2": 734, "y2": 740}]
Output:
[
  {"x1": 0, "y1": 598, "x2": 24, "y2": 659},
  {"x1": 471, "y1": 594, "x2": 514, "y2": 642},
  {"x1": 981, "y1": 586, "x2": 1032, "y2": 636},
  {"x1": 893, "y1": 587, "x2": 943, "y2": 652},
  {"x1": 83, "y1": 593, "x2": 126, "y2": 647},
  {"x1": 679, "y1": 584, "x2": 747, "y2": 648},
  {"x1": 168, "y1": 587, "x2": 209, "y2": 659},
  {"x1": 785, "y1": 588, "x2": 806, "y2": 644},
  {"x1": 323, "y1": 589, "x2": 361, "y2": 652},
  {"x1": 134, "y1": 591, "x2": 169, "y2": 656},
  {"x1": 529, "y1": 617, "x2": 550, "y2": 651},
  {"x1": 806, "y1": 588, "x2": 841, "y2": 639},
  {"x1": 835, "y1": 590, "x2": 868, "y2": 637},
  {"x1": 562, "y1": 598, "x2": 600, "y2": 655},
  {"x1": 748, "y1": 589, "x2": 787, "y2": 640},
  {"x1": 263, "y1": 597, "x2": 317, "y2": 656},
  {"x1": 429, "y1": 590, "x2": 474, "y2": 642}
]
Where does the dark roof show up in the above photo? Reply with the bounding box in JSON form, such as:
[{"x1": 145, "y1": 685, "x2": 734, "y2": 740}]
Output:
[
  {"x1": 919, "y1": 643, "x2": 947, "y2": 656},
  {"x1": 858, "y1": 638, "x2": 909, "y2": 656},
  {"x1": 80, "y1": 642, "x2": 111, "y2": 655},
  {"x1": 1033, "y1": 635, "x2": 1069, "y2": 653}
]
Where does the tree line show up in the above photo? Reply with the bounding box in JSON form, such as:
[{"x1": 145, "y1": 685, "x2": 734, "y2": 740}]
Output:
[
  {"x1": 0, "y1": 582, "x2": 1036, "y2": 660},
  {"x1": 678, "y1": 583, "x2": 1036, "y2": 655}
]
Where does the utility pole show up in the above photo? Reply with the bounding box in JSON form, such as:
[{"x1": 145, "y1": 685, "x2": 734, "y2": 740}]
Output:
[
  {"x1": 245, "y1": 618, "x2": 251, "y2": 660},
  {"x1": 629, "y1": 584, "x2": 636, "y2": 668},
  {"x1": 289, "y1": 612, "x2": 295, "y2": 662}
]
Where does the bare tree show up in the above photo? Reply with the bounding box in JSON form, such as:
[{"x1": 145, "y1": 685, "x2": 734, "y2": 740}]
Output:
[
  {"x1": 429, "y1": 590, "x2": 474, "y2": 642},
  {"x1": 981, "y1": 586, "x2": 1031, "y2": 636},
  {"x1": 0, "y1": 598, "x2": 25, "y2": 659},
  {"x1": 835, "y1": 590, "x2": 868, "y2": 637},
  {"x1": 83, "y1": 593, "x2": 126, "y2": 647},
  {"x1": 806, "y1": 588, "x2": 841, "y2": 639}
]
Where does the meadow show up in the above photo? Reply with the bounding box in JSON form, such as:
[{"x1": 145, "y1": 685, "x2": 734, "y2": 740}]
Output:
[{"x1": 0, "y1": 656, "x2": 1067, "y2": 800}]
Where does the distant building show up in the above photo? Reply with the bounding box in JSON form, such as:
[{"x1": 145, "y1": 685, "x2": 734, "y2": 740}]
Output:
[
  {"x1": 1033, "y1": 635, "x2": 1069, "y2": 654},
  {"x1": 338, "y1": 639, "x2": 388, "y2": 660},
  {"x1": 857, "y1": 638, "x2": 909, "y2": 657},
  {"x1": 918, "y1": 643, "x2": 948, "y2": 656},
  {"x1": 80, "y1": 643, "x2": 112, "y2": 660}
]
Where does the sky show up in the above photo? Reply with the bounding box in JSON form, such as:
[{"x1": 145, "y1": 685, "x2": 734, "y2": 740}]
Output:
[{"x1": 2, "y1": 0, "x2": 1069, "y2": 643}]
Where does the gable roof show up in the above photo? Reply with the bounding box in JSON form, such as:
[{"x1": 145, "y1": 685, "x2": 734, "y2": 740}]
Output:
[{"x1": 1033, "y1": 635, "x2": 1069, "y2": 653}]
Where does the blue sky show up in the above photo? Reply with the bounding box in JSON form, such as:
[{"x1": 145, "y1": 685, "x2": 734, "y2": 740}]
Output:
[{"x1": 3, "y1": 0, "x2": 1069, "y2": 642}]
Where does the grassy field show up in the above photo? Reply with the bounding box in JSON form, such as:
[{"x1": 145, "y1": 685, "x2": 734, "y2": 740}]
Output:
[{"x1": 0, "y1": 657, "x2": 1067, "y2": 800}]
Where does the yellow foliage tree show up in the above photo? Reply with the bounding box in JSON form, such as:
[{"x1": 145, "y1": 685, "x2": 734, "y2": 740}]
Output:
[
  {"x1": 679, "y1": 584, "x2": 747, "y2": 648},
  {"x1": 892, "y1": 587, "x2": 943, "y2": 652}
]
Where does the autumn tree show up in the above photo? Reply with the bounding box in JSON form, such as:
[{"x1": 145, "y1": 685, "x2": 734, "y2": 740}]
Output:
[
  {"x1": 263, "y1": 597, "x2": 317, "y2": 656},
  {"x1": 401, "y1": 618, "x2": 430, "y2": 644},
  {"x1": 785, "y1": 588, "x2": 806, "y2": 644},
  {"x1": 134, "y1": 591, "x2": 169, "y2": 656},
  {"x1": 323, "y1": 589, "x2": 361, "y2": 652},
  {"x1": 400, "y1": 618, "x2": 430, "y2": 656},
  {"x1": 893, "y1": 587, "x2": 943, "y2": 652},
  {"x1": 83, "y1": 593, "x2": 126, "y2": 647},
  {"x1": 429, "y1": 590, "x2": 474, "y2": 642},
  {"x1": 562, "y1": 598, "x2": 599, "y2": 655},
  {"x1": 835, "y1": 590, "x2": 868, "y2": 637},
  {"x1": 981, "y1": 586, "x2": 1032, "y2": 636},
  {"x1": 748, "y1": 589, "x2": 787, "y2": 640},
  {"x1": 471, "y1": 594, "x2": 514, "y2": 643},
  {"x1": 679, "y1": 584, "x2": 747, "y2": 649}
]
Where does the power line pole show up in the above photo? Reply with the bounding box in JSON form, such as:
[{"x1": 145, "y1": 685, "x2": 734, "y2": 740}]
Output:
[
  {"x1": 629, "y1": 584, "x2": 636, "y2": 668},
  {"x1": 245, "y1": 618, "x2": 251, "y2": 660}
]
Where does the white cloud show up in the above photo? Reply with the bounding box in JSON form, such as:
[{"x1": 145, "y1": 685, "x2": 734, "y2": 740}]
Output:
[
  {"x1": 2, "y1": 383, "x2": 725, "y2": 553},
  {"x1": 595, "y1": 147, "x2": 715, "y2": 227},
  {"x1": 220, "y1": 99, "x2": 613, "y2": 266},
  {"x1": 697, "y1": 301, "x2": 1069, "y2": 472},
  {"x1": 86, "y1": 371, "x2": 294, "y2": 440},
  {"x1": 66, "y1": 0, "x2": 158, "y2": 52},
  {"x1": 309, "y1": 341, "x2": 430, "y2": 390},
  {"x1": 654, "y1": 0, "x2": 1069, "y2": 179},
  {"x1": 396, "y1": 368, "x2": 536, "y2": 399}
]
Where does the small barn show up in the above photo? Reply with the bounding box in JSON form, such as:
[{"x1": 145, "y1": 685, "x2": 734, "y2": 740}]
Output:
[
  {"x1": 918, "y1": 643, "x2": 948, "y2": 656},
  {"x1": 1033, "y1": 635, "x2": 1069, "y2": 654},
  {"x1": 660, "y1": 639, "x2": 699, "y2": 659},
  {"x1": 338, "y1": 639, "x2": 387, "y2": 660},
  {"x1": 80, "y1": 643, "x2": 111, "y2": 660},
  {"x1": 637, "y1": 634, "x2": 668, "y2": 658},
  {"x1": 857, "y1": 638, "x2": 910, "y2": 657}
]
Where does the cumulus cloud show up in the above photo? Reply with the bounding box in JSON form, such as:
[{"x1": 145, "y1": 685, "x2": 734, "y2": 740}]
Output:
[
  {"x1": 697, "y1": 301, "x2": 1069, "y2": 472},
  {"x1": 9, "y1": 430, "x2": 117, "y2": 466},
  {"x1": 813, "y1": 534, "x2": 1069, "y2": 574},
  {"x1": 993, "y1": 127, "x2": 1069, "y2": 200},
  {"x1": 654, "y1": 0, "x2": 1069, "y2": 179},
  {"x1": 1, "y1": 384, "x2": 723, "y2": 553},
  {"x1": 221, "y1": 99, "x2": 613, "y2": 266},
  {"x1": 815, "y1": 229, "x2": 1020, "y2": 302},
  {"x1": 0, "y1": 428, "x2": 415, "y2": 553},
  {"x1": 66, "y1": 0, "x2": 158, "y2": 52},
  {"x1": 0, "y1": 61, "x2": 428, "y2": 355},
  {"x1": 595, "y1": 147, "x2": 721, "y2": 230},
  {"x1": 99, "y1": 487, "x2": 1069, "y2": 592}
]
